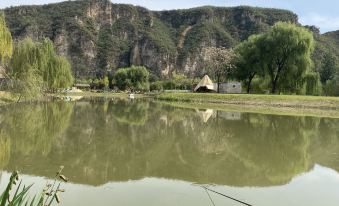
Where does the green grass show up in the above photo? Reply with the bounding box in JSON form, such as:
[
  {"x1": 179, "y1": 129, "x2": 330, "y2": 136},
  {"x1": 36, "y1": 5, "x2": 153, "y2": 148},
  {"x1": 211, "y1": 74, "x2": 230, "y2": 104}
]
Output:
[
  {"x1": 156, "y1": 92, "x2": 339, "y2": 110},
  {"x1": 158, "y1": 100, "x2": 339, "y2": 119}
]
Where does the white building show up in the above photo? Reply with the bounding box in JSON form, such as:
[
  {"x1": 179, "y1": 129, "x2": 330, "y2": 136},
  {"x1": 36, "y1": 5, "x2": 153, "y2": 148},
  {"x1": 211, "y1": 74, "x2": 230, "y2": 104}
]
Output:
[{"x1": 214, "y1": 82, "x2": 242, "y2": 94}]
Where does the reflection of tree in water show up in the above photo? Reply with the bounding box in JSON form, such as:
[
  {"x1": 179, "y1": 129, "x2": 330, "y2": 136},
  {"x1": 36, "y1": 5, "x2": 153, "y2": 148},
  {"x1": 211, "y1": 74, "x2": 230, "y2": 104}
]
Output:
[
  {"x1": 0, "y1": 131, "x2": 10, "y2": 170},
  {"x1": 111, "y1": 99, "x2": 149, "y2": 125},
  {"x1": 0, "y1": 102, "x2": 74, "y2": 157},
  {"x1": 310, "y1": 117, "x2": 339, "y2": 171},
  {"x1": 2, "y1": 100, "x2": 339, "y2": 188},
  {"x1": 222, "y1": 114, "x2": 312, "y2": 186}
]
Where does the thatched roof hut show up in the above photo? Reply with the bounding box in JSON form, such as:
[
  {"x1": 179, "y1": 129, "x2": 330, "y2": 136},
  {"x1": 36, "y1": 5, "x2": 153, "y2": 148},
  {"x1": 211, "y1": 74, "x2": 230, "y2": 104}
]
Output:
[{"x1": 194, "y1": 75, "x2": 216, "y2": 92}]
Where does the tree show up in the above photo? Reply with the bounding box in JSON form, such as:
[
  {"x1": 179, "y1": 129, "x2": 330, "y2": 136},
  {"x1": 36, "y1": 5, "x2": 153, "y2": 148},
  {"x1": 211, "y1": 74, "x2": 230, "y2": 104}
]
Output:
[
  {"x1": 234, "y1": 35, "x2": 264, "y2": 93},
  {"x1": 0, "y1": 12, "x2": 12, "y2": 62},
  {"x1": 113, "y1": 66, "x2": 149, "y2": 91},
  {"x1": 50, "y1": 56, "x2": 74, "y2": 89},
  {"x1": 9, "y1": 66, "x2": 43, "y2": 102},
  {"x1": 9, "y1": 38, "x2": 73, "y2": 99},
  {"x1": 304, "y1": 72, "x2": 321, "y2": 95},
  {"x1": 320, "y1": 52, "x2": 338, "y2": 84},
  {"x1": 323, "y1": 73, "x2": 339, "y2": 96},
  {"x1": 260, "y1": 22, "x2": 314, "y2": 94},
  {"x1": 202, "y1": 47, "x2": 235, "y2": 93},
  {"x1": 8, "y1": 38, "x2": 43, "y2": 100}
]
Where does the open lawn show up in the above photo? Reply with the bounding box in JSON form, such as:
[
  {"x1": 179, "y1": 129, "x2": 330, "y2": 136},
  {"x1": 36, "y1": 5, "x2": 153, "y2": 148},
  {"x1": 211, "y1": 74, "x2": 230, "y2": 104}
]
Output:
[{"x1": 156, "y1": 92, "x2": 339, "y2": 110}]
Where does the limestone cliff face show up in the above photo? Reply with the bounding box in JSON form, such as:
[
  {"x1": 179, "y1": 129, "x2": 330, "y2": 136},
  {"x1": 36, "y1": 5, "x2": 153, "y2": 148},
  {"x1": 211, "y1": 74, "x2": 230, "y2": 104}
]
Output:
[{"x1": 3, "y1": 0, "x2": 298, "y2": 79}]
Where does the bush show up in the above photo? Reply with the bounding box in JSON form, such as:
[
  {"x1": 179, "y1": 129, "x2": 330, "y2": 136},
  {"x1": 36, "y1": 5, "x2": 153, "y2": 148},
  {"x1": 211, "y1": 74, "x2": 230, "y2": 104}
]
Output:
[
  {"x1": 323, "y1": 76, "x2": 339, "y2": 96},
  {"x1": 113, "y1": 65, "x2": 149, "y2": 91},
  {"x1": 150, "y1": 81, "x2": 163, "y2": 91}
]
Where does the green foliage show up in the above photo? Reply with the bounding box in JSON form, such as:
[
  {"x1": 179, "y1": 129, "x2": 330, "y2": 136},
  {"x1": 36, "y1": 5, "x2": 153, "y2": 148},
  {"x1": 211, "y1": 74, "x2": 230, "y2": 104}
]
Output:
[
  {"x1": 234, "y1": 34, "x2": 265, "y2": 93},
  {"x1": 263, "y1": 22, "x2": 314, "y2": 93},
  {"x1": 0, "y1": 12, "x2": 12, "y2": 62},
  {"x1": 9, "y1": 38, "x2": 73, "y2": 97},
  {"x1": 103, "y1": 75, "x2": 109, "y2": 89},
  {"x1": 0, "y1": 166, "x2": 68, "y2": 206},
  {"x1": 236, "y1": 22, "x2": 314, "y2": 94},
  {"x1": 320, "y1": 52, "x2": 338, "y2": 84},
  {"x1": 96, "y1": 24, "x2": 115, "y2": 75},
  {"x1": 323, "y1": 74, "x2": 339, "y2": 96},
  {"x1": 113, "y1": 65, "x2": 149, "y2": 91},
  {"x1": 3, "y1": 1, "x2": 300, "y2": 79},
  {"x1": 304, "y1": 72, "x2": 322, "y2": 96},
  {"x1": 146, "y1": 19, "x2": 176, "y2": 55},
  {"x1": 8, "y1": 67, "x2": 43, "y2": 101},
  {"x1": 150, "y1": 81, "x2": 163, "y2": 91}
]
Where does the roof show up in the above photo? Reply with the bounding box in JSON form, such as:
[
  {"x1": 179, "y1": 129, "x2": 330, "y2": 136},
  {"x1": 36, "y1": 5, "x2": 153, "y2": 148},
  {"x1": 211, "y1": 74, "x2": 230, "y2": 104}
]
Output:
[{"x1": 194, "y1": 75, "x2": 216, "y2": 92}]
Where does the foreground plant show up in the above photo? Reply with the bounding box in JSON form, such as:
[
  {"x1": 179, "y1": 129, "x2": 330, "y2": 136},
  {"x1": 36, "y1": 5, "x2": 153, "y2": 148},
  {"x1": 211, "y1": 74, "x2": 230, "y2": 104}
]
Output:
[{"x1": 0, "y1": 166, "x2": 68, "y2": 206}]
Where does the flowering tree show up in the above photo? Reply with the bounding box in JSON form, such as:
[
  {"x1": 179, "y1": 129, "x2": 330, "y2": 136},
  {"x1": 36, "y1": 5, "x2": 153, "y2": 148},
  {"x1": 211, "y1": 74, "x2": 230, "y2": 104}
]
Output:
[{"x1": 202, "y1": 47, "x2": 236, "y2": 93}]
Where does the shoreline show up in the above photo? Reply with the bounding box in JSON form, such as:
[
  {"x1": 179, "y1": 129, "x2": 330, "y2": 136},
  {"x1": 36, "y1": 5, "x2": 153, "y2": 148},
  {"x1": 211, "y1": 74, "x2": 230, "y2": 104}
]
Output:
[
  {"x1": 2, "y1": 91, "x2": 339, "y2": 118},
  {"x1": 155, "y1": 92, "x2": 339, "y2": 118},
  {"x1": 156, "y1": 93, "x2": 339, "y2": 110}
]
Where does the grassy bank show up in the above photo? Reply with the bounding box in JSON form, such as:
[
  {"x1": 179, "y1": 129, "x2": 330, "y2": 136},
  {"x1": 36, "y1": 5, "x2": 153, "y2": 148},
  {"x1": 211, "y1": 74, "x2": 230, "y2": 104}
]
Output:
[
  {"x1": 156, "y1": 93, "x2": 339, "y2": 118},
  {"x1": 52, "y1": 91, "x2": 154, "y2": 99},
  {"x1": 156, "y1": 93, "x2": 339, "y2": 109}
]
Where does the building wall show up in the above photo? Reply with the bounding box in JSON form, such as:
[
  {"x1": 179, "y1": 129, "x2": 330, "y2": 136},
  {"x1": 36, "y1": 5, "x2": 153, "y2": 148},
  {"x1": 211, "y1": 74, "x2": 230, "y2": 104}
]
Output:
[{"x1": 214, "y1": 82, "x2": 242, "y2": 94}]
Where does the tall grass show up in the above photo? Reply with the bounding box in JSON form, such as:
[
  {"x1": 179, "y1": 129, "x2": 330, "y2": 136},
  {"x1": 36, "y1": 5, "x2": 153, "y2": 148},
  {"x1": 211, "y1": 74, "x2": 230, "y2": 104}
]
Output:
[{"x1": 0, "y1": 167, "x2": 68, "y2": 206}]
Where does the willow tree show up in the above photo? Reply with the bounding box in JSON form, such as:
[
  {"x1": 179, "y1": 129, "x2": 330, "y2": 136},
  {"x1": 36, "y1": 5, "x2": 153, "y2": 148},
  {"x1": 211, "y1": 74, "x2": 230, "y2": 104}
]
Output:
[
  {"x1": 260, "y1": 22, "x2": 314, "y2": 94},
  {"x1": 50, "y1": 56, "x2": 74, "y2": 90},
  {"x1": 8, "y1": 38, "x2": 42, "y2": 100},
  {"x1": 0, "y1": 12, "x2": 12, "y2": 62},
  {"x1": 234, "y1": 35, "x2": 265, "y2": 93},
  {"x1": 39, "y1": 39, "x2": 73, "y2": 90},
  {"x1": 10, "y1": 38, "x2": 38, "y2": 79},
  {"x1": 10, "y1": 38, "x2": 73, "y2": 96}
]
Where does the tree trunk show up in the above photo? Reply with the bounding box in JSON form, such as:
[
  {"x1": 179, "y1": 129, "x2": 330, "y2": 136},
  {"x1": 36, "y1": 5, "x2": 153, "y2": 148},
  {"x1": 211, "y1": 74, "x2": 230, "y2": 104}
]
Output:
[
  {"x1": 247, "y1": 82, "x2": 251, "y2": 94},
  {"x1": 217, "y1": 74, "x2": 220, "y2": 93},
  {"x1": 271, "y1": 72, "x2": 281, "y2": 94},
  {"x1": 247, "y1": 73, "x2": 256, "y2": 94}
]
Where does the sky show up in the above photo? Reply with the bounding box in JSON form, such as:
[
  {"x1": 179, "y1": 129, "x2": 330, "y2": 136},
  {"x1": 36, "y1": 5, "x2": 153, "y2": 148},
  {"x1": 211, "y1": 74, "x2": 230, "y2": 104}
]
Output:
[{"x1": 1, "y1": 0, "x2": 339, "y2": 33}]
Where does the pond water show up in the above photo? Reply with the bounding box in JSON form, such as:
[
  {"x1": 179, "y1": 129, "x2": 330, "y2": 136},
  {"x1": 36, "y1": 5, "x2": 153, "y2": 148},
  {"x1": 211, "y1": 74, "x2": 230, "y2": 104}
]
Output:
[{"x1": 0, "y1": 98, "x2": 339, "y2": 206}]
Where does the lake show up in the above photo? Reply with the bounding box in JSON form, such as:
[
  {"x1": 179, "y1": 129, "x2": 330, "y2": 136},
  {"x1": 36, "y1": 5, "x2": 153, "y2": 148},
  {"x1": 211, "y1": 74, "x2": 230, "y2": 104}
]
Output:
[{"x1": 0, "y1": 98, "x2": 339, "y2": 206}]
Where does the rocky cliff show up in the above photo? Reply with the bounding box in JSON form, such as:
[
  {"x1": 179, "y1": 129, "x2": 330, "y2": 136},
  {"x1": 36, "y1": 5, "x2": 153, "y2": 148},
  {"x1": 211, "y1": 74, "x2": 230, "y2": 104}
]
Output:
[{"x1": 3, "y1": 0, "x2": 299, "y2": 79}]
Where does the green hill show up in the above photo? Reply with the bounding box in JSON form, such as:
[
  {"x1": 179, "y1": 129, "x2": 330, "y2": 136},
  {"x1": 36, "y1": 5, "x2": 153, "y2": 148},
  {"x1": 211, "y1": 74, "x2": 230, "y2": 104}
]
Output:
[{"x1": 2, "y1": 0, "x2": 336, "y2": 80}]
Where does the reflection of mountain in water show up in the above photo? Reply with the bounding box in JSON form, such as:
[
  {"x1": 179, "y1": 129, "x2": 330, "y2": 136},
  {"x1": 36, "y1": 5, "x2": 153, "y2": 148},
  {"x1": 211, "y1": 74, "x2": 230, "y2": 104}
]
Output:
[{"x1": 0, "y1": 99, "x2": 338, "y2": 187}]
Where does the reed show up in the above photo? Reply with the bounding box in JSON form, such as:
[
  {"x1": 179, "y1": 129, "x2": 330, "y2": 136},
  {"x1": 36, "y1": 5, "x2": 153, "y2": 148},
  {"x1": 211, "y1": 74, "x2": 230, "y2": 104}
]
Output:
[{"x1": 0, "y1": 166, "x2": 68, "y2": 206}]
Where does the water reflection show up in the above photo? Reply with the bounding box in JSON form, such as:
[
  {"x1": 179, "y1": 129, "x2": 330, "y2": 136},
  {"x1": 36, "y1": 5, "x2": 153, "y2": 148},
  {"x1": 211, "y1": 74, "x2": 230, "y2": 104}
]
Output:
[{"x1": 0, "y1": 99, "x2": 338, "y2": 188}]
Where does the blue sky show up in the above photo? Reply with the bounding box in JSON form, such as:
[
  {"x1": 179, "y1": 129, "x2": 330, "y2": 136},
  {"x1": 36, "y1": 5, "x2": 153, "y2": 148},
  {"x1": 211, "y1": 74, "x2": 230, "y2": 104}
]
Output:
[{"x1": 1, "y1": 0, "x2": 339, "y2": 33}]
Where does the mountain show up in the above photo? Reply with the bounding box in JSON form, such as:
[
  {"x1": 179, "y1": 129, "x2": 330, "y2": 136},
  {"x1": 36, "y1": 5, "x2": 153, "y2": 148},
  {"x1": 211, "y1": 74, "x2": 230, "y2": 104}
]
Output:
[{"x1": 1, "y1": 0, "x2": 314, "y2": 79}]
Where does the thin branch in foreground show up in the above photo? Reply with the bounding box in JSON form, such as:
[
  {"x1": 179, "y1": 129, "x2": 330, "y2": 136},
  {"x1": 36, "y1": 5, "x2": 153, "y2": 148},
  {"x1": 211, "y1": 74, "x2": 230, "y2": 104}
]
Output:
[{"x1": 194, "y1": 184, "x2": 253, "y2": 206}]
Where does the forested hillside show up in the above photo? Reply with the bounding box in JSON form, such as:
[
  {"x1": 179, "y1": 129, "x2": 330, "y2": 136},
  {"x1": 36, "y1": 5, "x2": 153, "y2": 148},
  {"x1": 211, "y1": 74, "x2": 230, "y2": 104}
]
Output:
[{"x1": 3, "y1": 0, "x2": 299, "y2": 79}]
